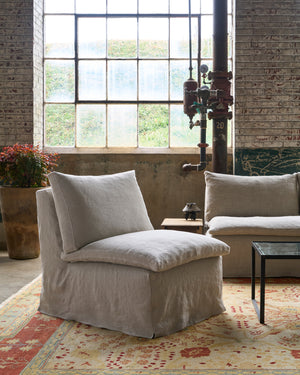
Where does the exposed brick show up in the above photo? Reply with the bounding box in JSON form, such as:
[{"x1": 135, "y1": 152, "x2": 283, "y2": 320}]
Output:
[
  {"x1": 0, "y1": 0, "x2": 42, "y2": 147},
  {"x1": 235, "y1": 0, "x2": 300, "y2": 148}
]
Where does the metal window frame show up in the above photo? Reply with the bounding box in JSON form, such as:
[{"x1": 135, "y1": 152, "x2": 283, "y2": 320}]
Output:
[{"x1": 43, "y1": 1, "x2": 232, "y2": 149}]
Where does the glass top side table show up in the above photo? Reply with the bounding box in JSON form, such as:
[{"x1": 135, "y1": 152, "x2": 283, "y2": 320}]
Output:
[{"x1": 251, "y1": 241, "x2": 300, "y2": 324}]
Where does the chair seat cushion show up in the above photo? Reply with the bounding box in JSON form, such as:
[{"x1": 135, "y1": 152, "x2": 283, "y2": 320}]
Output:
[
  {"x1": 61, "y1": 229, "x2": 230, "y2": 272},
  {"x1": 207, "y1": 216, "x2": 300, "y2": 236}
]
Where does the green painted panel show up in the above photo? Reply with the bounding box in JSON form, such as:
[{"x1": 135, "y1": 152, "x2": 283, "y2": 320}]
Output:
[{"x1": 235, "y1": 148, "x2": 300, "y2": 176}]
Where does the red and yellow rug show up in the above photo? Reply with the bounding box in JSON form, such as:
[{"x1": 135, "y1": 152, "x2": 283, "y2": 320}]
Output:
[{"x1": 0, "y1": 276, "x2": 299, "y2": 375}]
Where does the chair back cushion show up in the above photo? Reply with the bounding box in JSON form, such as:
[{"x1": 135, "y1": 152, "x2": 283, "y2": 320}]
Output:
[
  {"x1": 204, "y1": 171, "x2": 299, "y2": 222},
  {"x1": 48, "y1": 170, "x2": 153, "y2": 254}
]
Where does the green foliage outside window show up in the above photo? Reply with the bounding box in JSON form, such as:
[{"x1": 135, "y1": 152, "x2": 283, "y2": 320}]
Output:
[{"x1": 44, "y1": 18, "x2": 231, "y2": 148}]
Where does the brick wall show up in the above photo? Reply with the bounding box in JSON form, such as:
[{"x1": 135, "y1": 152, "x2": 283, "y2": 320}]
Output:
[
  {"x1": 33, "y1": 0, "x2": 44, "y2": 146},
  {"x1": 0, "y1": 0, "x2": 43, "y2": 147},
  {"x1": 234, "y1": 0, "x2": 300, "y2": 174}
]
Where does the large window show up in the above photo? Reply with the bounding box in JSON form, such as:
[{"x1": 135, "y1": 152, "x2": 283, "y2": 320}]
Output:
[{"x1": 44, "y1": 0, "x2": 233, "y2": 149}]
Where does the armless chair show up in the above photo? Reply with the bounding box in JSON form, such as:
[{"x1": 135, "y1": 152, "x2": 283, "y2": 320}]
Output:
[{"x1": 36, "y1": 170, "x2": 229, "y2": 338}]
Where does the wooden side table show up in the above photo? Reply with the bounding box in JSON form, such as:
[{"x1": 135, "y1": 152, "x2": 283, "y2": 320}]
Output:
[{"x1": 161, "y1": 218, "x2": 203, "y2": 234}]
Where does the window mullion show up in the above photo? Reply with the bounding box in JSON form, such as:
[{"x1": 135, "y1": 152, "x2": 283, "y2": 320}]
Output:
[{"x1": 198, "y1": 15, "x2": 201, "y2": 86}]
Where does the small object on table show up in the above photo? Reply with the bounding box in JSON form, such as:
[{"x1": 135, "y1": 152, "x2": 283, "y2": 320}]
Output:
[
  {"x1": 182, "y1": 202, "x2": 201, "y2": 220},
  {"x1": 161, "y1": 218, "x2": 203, "y2": 234}
]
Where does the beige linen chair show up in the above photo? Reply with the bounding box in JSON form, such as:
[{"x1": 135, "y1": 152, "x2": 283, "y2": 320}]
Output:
[{"x1": 36, "y1": 170, "x2": 230, "y2": 338}]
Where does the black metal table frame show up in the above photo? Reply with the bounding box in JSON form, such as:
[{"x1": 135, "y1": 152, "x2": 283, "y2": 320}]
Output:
[{"x1": 251, "y1": 242, "x2": 300, "y2": 324}]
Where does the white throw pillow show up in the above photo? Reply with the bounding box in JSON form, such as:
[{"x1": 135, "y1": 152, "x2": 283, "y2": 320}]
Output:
[{"x1": 48, "y1": 171, "x2": 153, "y2": 254}]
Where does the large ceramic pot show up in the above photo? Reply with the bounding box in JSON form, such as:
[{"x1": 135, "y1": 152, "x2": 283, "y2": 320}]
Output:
[{"x1": 0, "y1": 187, "x2": 44, "y2": 259}]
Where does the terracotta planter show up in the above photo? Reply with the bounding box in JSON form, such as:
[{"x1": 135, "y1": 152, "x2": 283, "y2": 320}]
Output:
[{"x1": 0, "y1": 187, "x2": 44, "y2": 259}]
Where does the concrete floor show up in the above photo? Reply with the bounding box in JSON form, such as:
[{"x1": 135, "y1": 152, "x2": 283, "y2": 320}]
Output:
[{"x1": 0, "y1": 250, "x2": 42, "y2": 304}]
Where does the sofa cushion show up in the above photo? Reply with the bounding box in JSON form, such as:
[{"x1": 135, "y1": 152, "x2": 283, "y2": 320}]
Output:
[
  {"x1": 207, "y1": 216, "x2": 300, "y2": 236},
  {"x1": 61, "y1": 229, "x2": 230, "y2": 272},
  {"x1": 204, "y1": 171, "x2": 299, "y2": 222},
  {"x1": 48, "y1": 171, "x2": 153, "y2": 254}
]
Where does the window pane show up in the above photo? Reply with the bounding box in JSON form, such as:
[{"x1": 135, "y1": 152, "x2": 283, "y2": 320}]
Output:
[
  {"x1": 201, "y1": 0, "x2": 213, "y2": 13},
  {"x1": 228, "y1": 119, "x2": 232, "y2": 146},
  {"x1": 108, "y1": 61, "x2": 137, "y2": 100},
  {"x1": 169, "y1": 0, "x2": 201, "y2": 14},
  {"x1": 45, "y1": 104, "x2": 75, "y2": 146},
  {"x1": 45, "y1": 0, "x2": 74, "y2": 13},
  {"x1": 170, "y1": 18, "x2": 198, "y2": 58},
  {"x1": 170, "y1": 105, "x2": 200, "y2": 147},
  {"x1": 170, "y1": 0, "x2": 200, "y2": 14},
  {"x1": 139, "y1": 61, "x2": 168, "y2": 100},
  {"x1": 77, "y1": 105, "x2": 106, "y2": 147},
  {"x1": 170, "y1": 61, "x2": 197, "y2": 100},
  {"x1": 201, "y1": 15, "x2": 213, "y2": 57},
  {"x1": 170, "y1": 0, "x2": 188, "y2": 13},
  {"x1": 139, "y1": 105, "x2": 168, "y2": 147},
  {"x1": 108, "y1": 0, "x2": 137, "y2": 13},
  {"x1": 139, "y1": 18, "x2": 168, "y2": 58},
  {"x1": 78, "y1": 18, "x2": 106, "y2": 58},
  {"x1": 78, "y1": 61, "x2": 106, "y2": 100},
  {"x1": 108, "y1": 105, "x2": 137, "y2": 147},
  {"x1": 45, "y1": 16, "x2": 74, "y2": 58},
  {"x1": 139, "y1": 0, "x2": 168, "y2": 13},
  {"x1": 207, "y1": 118, "x2": 212, "y2": 145},
  {"x1": 76, "y1": 0, "x2": 106, "y2": 14},
  {"x1": 191, "y1": 0, "x2": 201, "y2": 13},
  {"x1": 45, "y1": 60, "x2": 75, "y2": 102},
  {"x1": 228, "y1": 15, "x2": 233, "y2": 58},
  {"x1": 108, "y1": 19, "x2": 137, "y2": 57}
]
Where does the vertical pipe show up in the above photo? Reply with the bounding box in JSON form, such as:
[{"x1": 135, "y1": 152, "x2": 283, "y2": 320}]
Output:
[
  {"x1": 188, "y1": 0, "x2": 193, "y2": 79},
  {"x1": 200, "y1": 116, "x2": 207, "y2": 168},
  {"x1": 212, "y1": 0, "x2": 228, "y2": 173}
]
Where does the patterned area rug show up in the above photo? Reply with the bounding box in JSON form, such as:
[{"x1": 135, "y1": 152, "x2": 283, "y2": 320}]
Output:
[{"x1": 0, "y1": 276, "x2": 299, "y2": 375}]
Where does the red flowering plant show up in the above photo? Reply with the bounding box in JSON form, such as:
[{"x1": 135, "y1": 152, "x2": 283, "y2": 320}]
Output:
[{"x1": 0, "y1": 144, "x2": 59, "y2": 187}]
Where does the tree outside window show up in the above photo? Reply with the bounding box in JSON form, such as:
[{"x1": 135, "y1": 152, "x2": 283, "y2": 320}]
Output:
[{"x1": 44, "y1": 0, "x2": 233, "y2": 149}]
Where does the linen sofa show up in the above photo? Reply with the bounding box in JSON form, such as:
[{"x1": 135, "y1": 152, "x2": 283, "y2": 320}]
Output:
[
  {"x1": 36, "y1": 170, "x2": 230, "y2": 338},
  {"x1": 204, "y1": 171, "x2": 300, "y2": 277}
]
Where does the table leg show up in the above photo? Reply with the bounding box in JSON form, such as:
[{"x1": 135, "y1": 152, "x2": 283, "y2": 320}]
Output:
[
  {"x1": 251, "y1": 245, "x2": 255, "y2": 299},
  {"x1": 260, "y1": 256, "x2": 266, "y2": 324}
]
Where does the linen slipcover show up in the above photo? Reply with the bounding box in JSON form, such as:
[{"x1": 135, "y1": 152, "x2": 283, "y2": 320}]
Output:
[
  {"x1": 204, "y1": 171, "x2": 298, "y2": 222},
  {"x1": 204, "y1": 171, "x2": 300, "y2": 277},
  {"x1": 208, "y1": 216, "x2": 300, "y2": 236},
  {"x1": 37, "y1": 172, "x2": 230, "y2": 338},
  {"x1": 48, "y1": 170, "x2": 153, "y2": 254},
  {"x1": 62, "y1": 229, "x2": 229, "y2": 272}
]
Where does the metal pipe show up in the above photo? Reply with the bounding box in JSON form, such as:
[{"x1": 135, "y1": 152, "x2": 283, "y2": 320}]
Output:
[
  {"x1": 182, "y1": 113, "x2": 208, "y2": 172},
  {"x1": 212, "y1": 0, "x2": 228, "y2": 173},
  {"x1": 188, "y1": 0, "x2": 193, "y2": 79}
]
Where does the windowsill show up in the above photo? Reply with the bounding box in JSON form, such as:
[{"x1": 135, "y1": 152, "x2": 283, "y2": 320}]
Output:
[{"x1": 44, "y1": 146, "x2": 233, "y2": 155}]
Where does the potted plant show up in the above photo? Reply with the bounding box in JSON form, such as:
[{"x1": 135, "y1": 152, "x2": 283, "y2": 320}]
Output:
[{"x1": 0, "y1": 144, "x2": 58, "y2": 259}]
